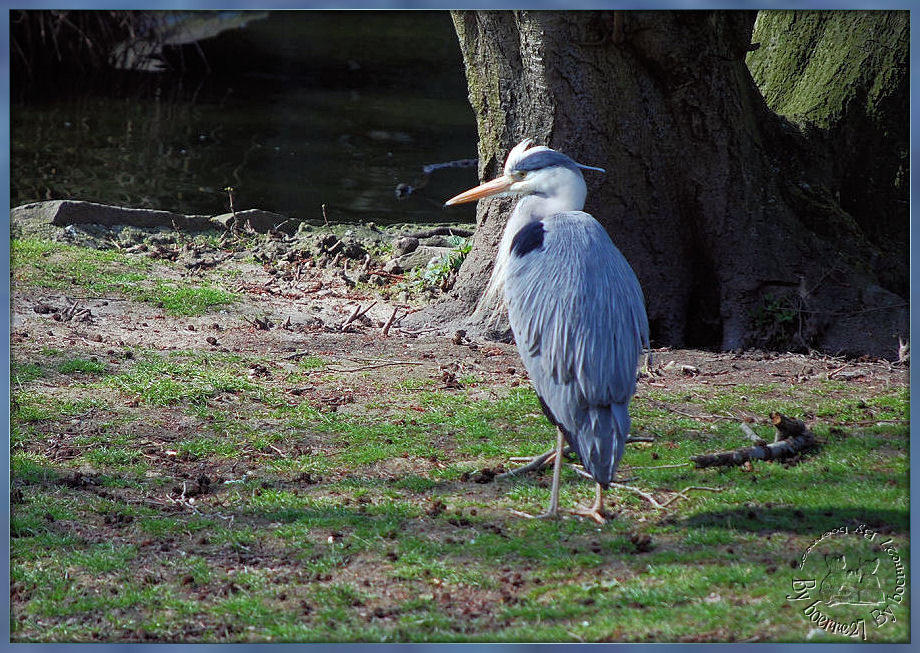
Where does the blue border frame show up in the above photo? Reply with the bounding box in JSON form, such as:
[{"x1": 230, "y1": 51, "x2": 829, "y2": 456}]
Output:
[{"x1": 1, "y1": 3, "x2": 914, "y2": 652}]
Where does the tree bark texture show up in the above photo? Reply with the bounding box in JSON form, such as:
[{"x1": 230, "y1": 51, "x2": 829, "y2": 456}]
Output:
[
  {"x1": 746, "y1": 10, "x2": 909, "y2": 298},
  {"x1": 438, "y1": 10, "x2": 907, "y2": 359}
]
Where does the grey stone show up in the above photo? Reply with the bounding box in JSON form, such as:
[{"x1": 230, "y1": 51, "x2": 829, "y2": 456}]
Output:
[
  {"x1": 11, "y1": 200, "x2": 213, "y2": 232},
  {"x1": 392, "y1": 245, "x2": 454, "y2": 272},
  {"x1": 211, "y1": 209, "x2": 292, "y2": 233},
  {"x1": 393, "y1": 236, "x2": 420, "y2": 256},
  {"x1": 383, "y1": 259, "x2": 403, "y2": 274},
  {"x1": 419, "y1": 235, "x2": 454, "y2": 248}
]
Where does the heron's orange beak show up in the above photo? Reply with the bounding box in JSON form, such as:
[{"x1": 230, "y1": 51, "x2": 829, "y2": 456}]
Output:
[{"x1": 444, "y1": 175, "x2": 513, "y2": 206}]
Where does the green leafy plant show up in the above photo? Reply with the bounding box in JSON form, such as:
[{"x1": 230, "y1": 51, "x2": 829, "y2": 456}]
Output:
[
  {"x1": 750, "y1": 293, "x2": 801, "y2": 349},
  {"x1": 407, "y1": 237, "x2": 471, "y2": 293}
]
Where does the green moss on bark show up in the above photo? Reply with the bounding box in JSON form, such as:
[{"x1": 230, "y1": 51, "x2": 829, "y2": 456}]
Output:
[
  {"x1": 747, "y1": 10, "x2": 908, "y2": 293},
  {"x1": 747, "y1": 11, "x2": 906, "y2": 129}
]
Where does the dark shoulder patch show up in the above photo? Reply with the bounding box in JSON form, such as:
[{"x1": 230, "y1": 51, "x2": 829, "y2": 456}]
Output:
[{"x1": 510, "y1": 221, "x2": 545, "y2": 257}]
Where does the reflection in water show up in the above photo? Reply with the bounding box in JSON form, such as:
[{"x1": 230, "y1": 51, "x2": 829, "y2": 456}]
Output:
[{"x1": 11, "y1": 11, "x2": 478, "y2": 223}]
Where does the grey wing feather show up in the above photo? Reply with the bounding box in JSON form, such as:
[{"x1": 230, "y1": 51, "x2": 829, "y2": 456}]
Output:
[{"x1": 504, "y1": 212, "x2": 648, "y2": 485}]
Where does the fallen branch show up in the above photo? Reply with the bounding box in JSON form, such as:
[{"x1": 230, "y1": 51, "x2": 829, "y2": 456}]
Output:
[{"x1": 690, "y1": 412, "x2": 817, "y2": 468}]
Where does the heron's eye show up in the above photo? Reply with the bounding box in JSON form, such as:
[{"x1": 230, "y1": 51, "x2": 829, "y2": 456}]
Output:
[{"x1": 512, "y1": 170, "x2": 527, "y2": 181}]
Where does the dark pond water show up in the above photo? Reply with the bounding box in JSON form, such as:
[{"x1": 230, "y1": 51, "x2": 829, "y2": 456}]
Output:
[{"x1": 11, "y1": 11, "x2": 479, "y2": 223}]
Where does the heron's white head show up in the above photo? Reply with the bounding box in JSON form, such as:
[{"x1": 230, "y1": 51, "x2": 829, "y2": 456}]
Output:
[{"x1": 444, "y1": 138, "x2": 605, "y2": 212}]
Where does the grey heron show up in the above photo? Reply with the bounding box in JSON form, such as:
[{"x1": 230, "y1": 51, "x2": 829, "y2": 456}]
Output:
[{"x1": 445, "y1": 138, "x2": 649, "y2": 524}]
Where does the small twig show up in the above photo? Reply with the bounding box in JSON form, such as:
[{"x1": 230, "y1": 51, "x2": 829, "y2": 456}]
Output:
[
  {"x1": 658, "y1": 486, "x2": 723, "y2": 508},
  {"x1": 324, "y1": 361, "x2": 427, "y2": 373},
  {"x1": 739, "y1": 421, "x2": 766, "y2": 446},
  {"x1": 396, "y1": 326, "x2": 439, "y2": 336},
  {"x1": 627, "y1": 462, "x2": 692, "y2": 470},
  {"x1": 496, "y1": 448, "x2": 558, "y2": 480},
  {"x1": 826, "y1": 363, "x2": 850, "y2": 379},
  {"x1": 610, "y1": 482, "x2": 664, "y2": 509},
  {"x1": 368, "y1": 269, "x2": 406, "y2": 281},
  {"x1": 321, "y1": 203, "x2": 330, "y2": 228},
  {"x1": 341, "y1": 303, "x2": 364, "y2": 331},
  {"x1": 224, "y1": 186, "x2": 236, "y2": 216},
  {"x1": 355, "y1": 301, "x2": 377, "y2": 320},
  {"x1": 381, "y1": 306, "x2": 400, "y2": 337},
  {"x1": 277, "y1": 350, "x2": 314, "y2": 361}
]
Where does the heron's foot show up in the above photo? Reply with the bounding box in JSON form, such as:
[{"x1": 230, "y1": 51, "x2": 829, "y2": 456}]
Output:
[
  {"x1": 510, "y1": 508, "x2": 561, "y2": 520},
  {"x1": 569, "y1": 505, "x2": 608, "y2": 525},
  {"x1": 570, "y1": 483, "x2": 608, "y2": 524}
]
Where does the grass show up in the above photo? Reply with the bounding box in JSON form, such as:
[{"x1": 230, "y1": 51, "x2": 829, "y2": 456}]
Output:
[
  {"x1": 56, "y1": 358, "x2": 107, "y2": 375},
  {"x1": 11, "y1": 237, "x2": 236, "y2": 315},
  {"x1": 10, "y1": 238, "x2": 910, "y2": 643},
  {"x1": 10, "y1": 352, "x2": 908, "y2": 642}
]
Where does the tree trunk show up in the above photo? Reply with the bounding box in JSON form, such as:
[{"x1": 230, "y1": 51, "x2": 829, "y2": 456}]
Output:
[{"x1": 434, "y1": 10, "x2": 907, "y2": 359}]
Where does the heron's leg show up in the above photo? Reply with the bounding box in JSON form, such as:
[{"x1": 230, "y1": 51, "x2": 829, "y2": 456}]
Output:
[
  {"x1": 510, "y1": 427, "x2": 565, "y2": 520},
  {"x1": 541, "y1": 427, "x2": 566, "y2": 517},
  {"x1": 571, "y1": 483, "x2": 607, "y2": 525}
]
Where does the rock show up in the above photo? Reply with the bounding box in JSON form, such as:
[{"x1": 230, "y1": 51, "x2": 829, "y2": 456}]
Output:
[
  {"x1": 383, "y1": 259, "x2": 403, "y2": 274},
  {"x1": 316, "y1": 233, "x2": 366, "y2": 259},
  {"x1": 11, "y1": 200, "x2": 213, "y2": 233},
  {"x1": 393, "y1": 236, "x2": 419, "y2": 256},
  {"x1": 211, "y1": 209, "x2": 292, "y2": 233},
  {"x1": 340, "y1": 239, "x2": 367, "y2": 259},
  {"x1": 419, "y1": 235, "x2": 454, "y2": 248},
  {"x1": 392, "y1": 245, "x2": 454, "y2": 272}
]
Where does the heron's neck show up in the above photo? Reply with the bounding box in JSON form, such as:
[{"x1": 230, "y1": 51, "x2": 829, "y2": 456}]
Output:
[
  {"x1": 511, "y1": 168, "x2": 587, "y2": 230},
  {"x1": 482, "y1": 168, "x2": 588, "y2": 311}
]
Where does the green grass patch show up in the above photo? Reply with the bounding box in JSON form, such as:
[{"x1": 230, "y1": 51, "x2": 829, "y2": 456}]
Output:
[
  {"x1": 104, "y1": 352, "x2": 259, "y2": 406},
  {"x1": 12, "y1": 237, "x2": 236, "y2": 315},
  {"x1": 55, "y1": 358, "x2": 107, "y2": 375},
  {"x1": 8, "y1": 322, "x2": 909, "y2": 643},
  {"x1": 135, "y1": 281, "x2": 236, "y2": 316}
]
